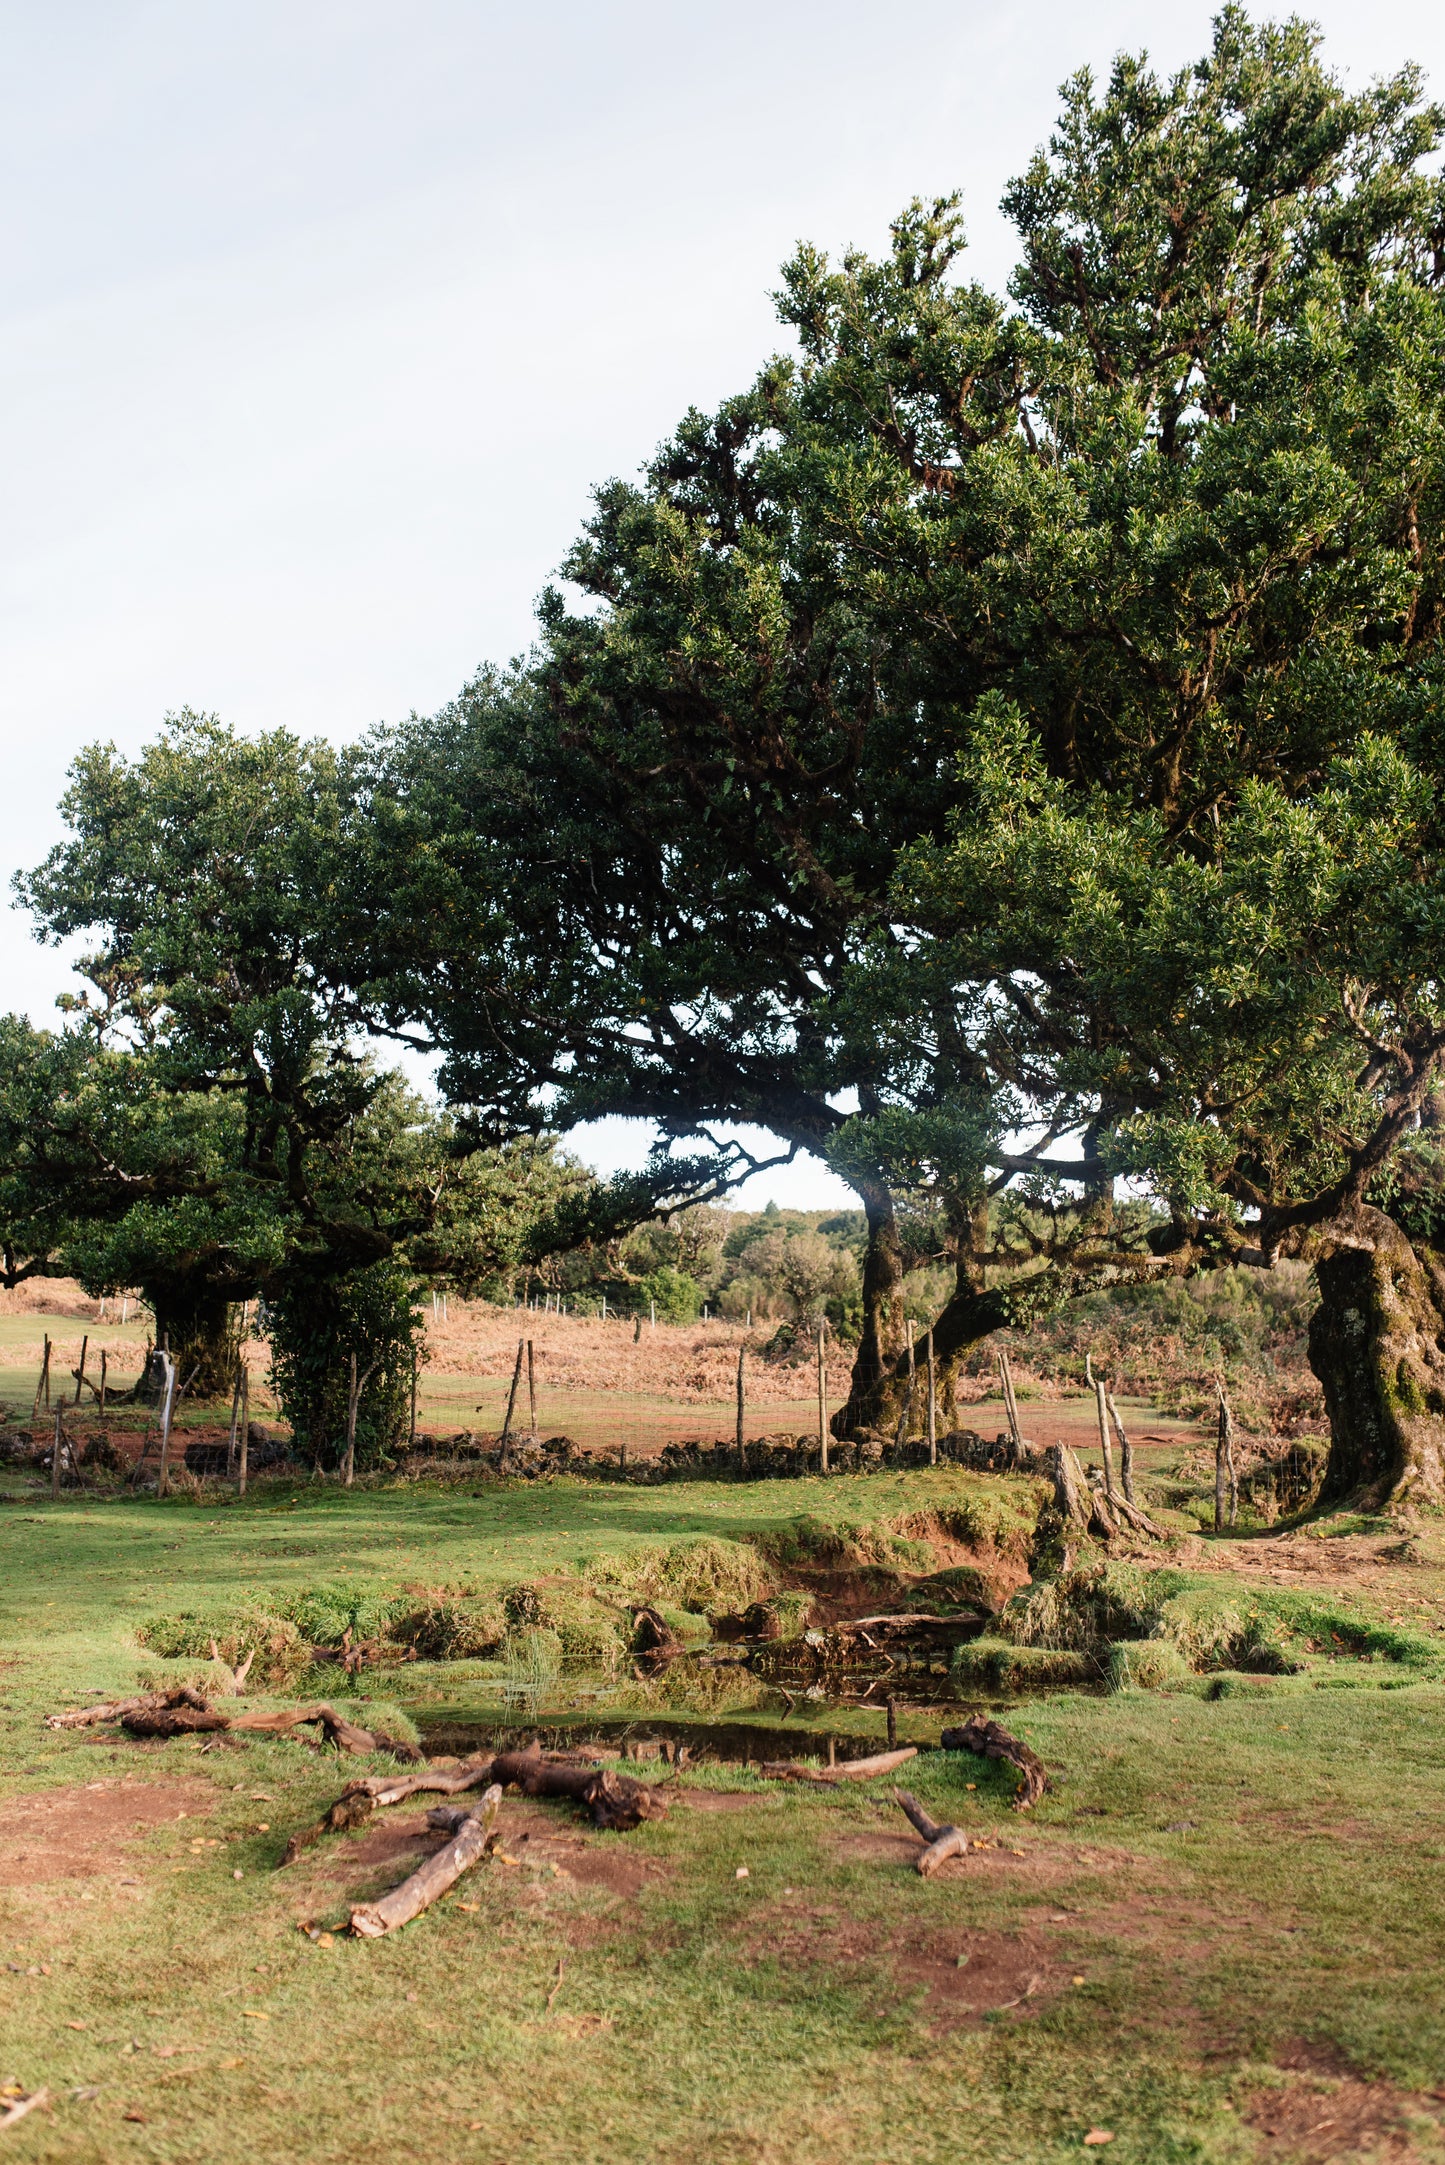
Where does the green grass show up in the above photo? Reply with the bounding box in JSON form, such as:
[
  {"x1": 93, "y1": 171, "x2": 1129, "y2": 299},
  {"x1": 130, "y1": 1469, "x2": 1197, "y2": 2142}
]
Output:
[{"x1": 5, "y1": 1474, "x2": 1445, "y2": 2161}]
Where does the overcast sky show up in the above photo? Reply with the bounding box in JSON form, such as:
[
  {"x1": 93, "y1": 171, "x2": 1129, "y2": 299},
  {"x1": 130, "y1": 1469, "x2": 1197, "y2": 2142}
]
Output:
[{"x1": 4, "y1": 0, "x2": 1441, "y2": 1207}]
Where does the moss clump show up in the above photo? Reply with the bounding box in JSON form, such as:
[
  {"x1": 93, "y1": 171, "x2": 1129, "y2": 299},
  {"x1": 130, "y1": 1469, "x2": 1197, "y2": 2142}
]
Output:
[
  {"x1": 273, "y1": 1584, "x2": 416, "y2": 1647},
  {"x1": 1001, "y1": 1560, "x2": 1187, "y2": 1653},
  {"x1": 404, "y1": 1596, "x2": 507, "y2": 1659},
  {"x1": 612, "y1": 1537, "x2": 773, "y2": 1614},
  {"x1": 951, "y1": 1637, "x2": 1099, "y2": 1690},
  {"x1": 501, "y1": 1581, "x2": 629, "y2": 1670},
  {"x1": 638, "y1": 1603, "x2": 713, "y2": 1648},
  {"x1": 1108, "y1": 1640, "x2": 1192, "y2": 1692},
  {"x1": 916, "y1": 1563, "x2": 1002, "y2": 1613},
  {"x1": 136, "y1": 1608, "x2": 309, "y2": 1690}
]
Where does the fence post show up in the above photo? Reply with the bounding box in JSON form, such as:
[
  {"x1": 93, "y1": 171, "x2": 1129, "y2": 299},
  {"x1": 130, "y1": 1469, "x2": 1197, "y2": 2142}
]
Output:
[
  {"x1": 156, "y1": 1353, "x2": 178, "y2": 1498},
  {"x1": 736, "y1": 1346, "x2": 746, "y2": 1476},
  {"x1": 926, "y1": 1329, "x2": 937, "y2": 1465},
  {"x1": 238, "y1": 1366, "x2": 249, "y2": 1498},
  {"x1": 817, "y1": 1321, "x2": 829, "y2": 1475}
]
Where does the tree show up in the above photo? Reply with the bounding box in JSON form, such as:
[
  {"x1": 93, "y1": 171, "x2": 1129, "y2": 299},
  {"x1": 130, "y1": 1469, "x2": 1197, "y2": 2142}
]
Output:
[
  {"x1": 352, "y1": 10, "x2": 1445, "y2": 1466},
  {"x1": 801, "y1": 11, "x2": 1445, "y2": 1490},
  {"x1": 10, "y1": 718, "x2": 599, "y2": 1453}
]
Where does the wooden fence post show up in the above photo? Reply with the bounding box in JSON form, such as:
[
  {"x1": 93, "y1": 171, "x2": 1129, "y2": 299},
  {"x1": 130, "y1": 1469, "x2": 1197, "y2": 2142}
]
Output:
[
  {"x1": 73, "y1": 1334, "x2": 88, "y2": 1406},
  {"x1": 1107, "y1": 1391, "x2": 1135, "y2": 1504},
  {"x1": 817, "y1": 1321, "x2": 829, "y2": 1475},
  {"x1": 527, "y1": 1339, "x2": 537, "y2": 1439},
  {"x1": 51, "y1": 1406, "x2": 64, "y2": 1499},
  {"x1": 736, "y1": 1346, "x2": 746, "y2": 1476},
  {"x1": 156, "y1": 1353, "x2": 178, "y2": 1498},
  {"x1": 225, "y1": 1363, "x2": 243, "y2": 1478},
  {"x1": 500, "y1": 1339, "x2": 524, "y2": 1444},
  {"x1": 926, "y1": 1328, "x2": 937, "y2": 1465},
  {"x1": 32, "y1": 1335, "x2": 51, "y2": 1424},
  {"x1": 1095, "y1": 1375, "x2": 1118, "y2": 1504},
  {"x1": 238, "y1": 1366, "x2": 249, "y2": 1498},
  {"x1": 999, "y1": 1350, "x2": 1023, "y2": 1457}
]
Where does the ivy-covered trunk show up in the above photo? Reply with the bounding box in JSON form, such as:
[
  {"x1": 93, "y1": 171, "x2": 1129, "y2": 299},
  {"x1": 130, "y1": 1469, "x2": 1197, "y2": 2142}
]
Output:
[{"x1": 1309, "y1": 1209, "x2": 1445, "y2": 1510}]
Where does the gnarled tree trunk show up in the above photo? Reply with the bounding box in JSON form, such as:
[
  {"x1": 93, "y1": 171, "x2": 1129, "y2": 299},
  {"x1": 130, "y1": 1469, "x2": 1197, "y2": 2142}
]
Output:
[
  {"x1": 135, "y1": 1287, "x2": 243, "y2": 1404},
  {"x1": 1309, "y1": 1208, "x2": 1445, "y2": 1510},
  {"x1": 836, "y1": 1178, "x2": 906, "y2": 1434}
]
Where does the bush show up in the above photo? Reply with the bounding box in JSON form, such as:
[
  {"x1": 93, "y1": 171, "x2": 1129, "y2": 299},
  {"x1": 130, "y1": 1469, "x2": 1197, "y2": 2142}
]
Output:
[
  {"x1": 639, "y1": 1266, "x2": 703, "y2": 1324},
  {"x1": 951, "y1": 1638, "x2": 1099, "y2": 1690}
]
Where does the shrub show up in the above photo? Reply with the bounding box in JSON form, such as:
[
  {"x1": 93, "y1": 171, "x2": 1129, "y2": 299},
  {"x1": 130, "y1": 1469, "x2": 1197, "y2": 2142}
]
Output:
[
  {"x1": 137, "y1": 1607, "x2": 309, "y2": 1690},
  {"x1": 1107, "y1": 1641, "x2": 1191, "y2": 1691}
]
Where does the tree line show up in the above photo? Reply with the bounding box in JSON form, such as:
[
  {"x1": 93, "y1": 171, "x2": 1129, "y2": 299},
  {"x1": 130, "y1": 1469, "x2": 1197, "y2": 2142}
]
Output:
[{"x1": 7, "y1": 9, "x2": 1445, "y2": 1499}]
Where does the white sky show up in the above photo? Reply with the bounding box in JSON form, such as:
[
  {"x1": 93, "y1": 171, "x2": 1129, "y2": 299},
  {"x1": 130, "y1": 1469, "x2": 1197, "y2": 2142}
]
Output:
[{"x1": 3, "y1": 0, "x2": 1441, "y2": 1209}]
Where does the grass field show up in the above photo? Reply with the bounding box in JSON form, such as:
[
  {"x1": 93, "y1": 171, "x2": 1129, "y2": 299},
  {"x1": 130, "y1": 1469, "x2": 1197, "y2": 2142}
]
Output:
[{"x1": 5, "y1": 1447, "x2": 1445, "y2": 2164}]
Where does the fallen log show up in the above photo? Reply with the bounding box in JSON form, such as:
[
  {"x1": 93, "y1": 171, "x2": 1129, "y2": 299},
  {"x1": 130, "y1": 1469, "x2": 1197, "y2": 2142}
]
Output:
[
  {"x1": 940, "y1": 1715, "x2": 1046, "y2": 1808},
  {"x1": 489, "y1": 1745, "x2": 669, "y2": 1828},
  {"x1": 631, "y1": 1605, "x2": 682, "y2": 1655},
  {"x1": 349, "y1": 1783, "x2": 503, "y2": 1938},
  {"x1": 758, "y1": 1745, "x2": 918, "y2": 1784},
  {"x1": 47, "y1": 1686, "x2": 214, "y2": 1731},
  {"x1": 230, "y1": 1704, "x2": 423, "y2": 1759},
  {"x1": 123, "y1": 1702, "x2": 231, "y2": 1737},
  {"x1": 279, "y1": 1756, "x2": 498, "y2": 1865},
  {"x1": 894, "y1": 1788, "x2": 968, "y2": 1876}
]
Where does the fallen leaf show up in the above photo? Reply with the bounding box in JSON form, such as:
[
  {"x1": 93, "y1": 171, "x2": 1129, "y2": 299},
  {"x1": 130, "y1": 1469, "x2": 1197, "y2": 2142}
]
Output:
[
  {"x1": 1072, "y1": 1976, "x2": 1086, "y2": 1987},
  {"x1": 123, "y1": 2109, "x2": 147, "y2": 2123},
  {"x1": 240, "y1": 2010, "x2": 270, "y2": 2021},
  {"x1": 315, "y1": 1933, "x2": 334, "y2": 1949},
  {"x1": 66, "y1": 2019, "x2": 87, "y2": 2030},
  {"x1": 494, "y1": 1851, "x2": 523, "y2": 1867},
  {"x1": 1083, "y1": 2132, "x2": 1114, "y2": 2147},
  {"x1": 456, "y1": 1902, "x2": 479, "y2": 1913},
  {"x1": 219, "y1": 2058, "x2": 246, "y2": 2070},
  {"x1": 735, "y1": 1866, "x2": 749, "y2": 1880}
]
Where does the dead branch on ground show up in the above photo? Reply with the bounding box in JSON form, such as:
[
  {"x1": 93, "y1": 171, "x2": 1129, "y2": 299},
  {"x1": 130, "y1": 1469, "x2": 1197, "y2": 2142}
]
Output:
[
  {"x1": 894, "y1": 1787, "x2": 968, "y2": 1876},
  {"x1": 279, "y1": 1756, "x2": 497, "y2": 1865},
  {"x1": 758, "y1": 1744, "x2": 918, "y2": 1784},
  {"x1": 349, "y1": 1783, "x2": 503, "y2": 1937},
  {"x1": 940, "y1": 1715, "x2": 1046, "y2": 1808}
]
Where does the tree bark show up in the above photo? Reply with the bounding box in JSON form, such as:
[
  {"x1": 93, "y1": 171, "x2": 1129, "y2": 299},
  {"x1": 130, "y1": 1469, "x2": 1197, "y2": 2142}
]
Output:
[
  {"x1": 1309, "y1": 1208, "x2": 1445, "y2": 1510},
  {"x1": 837, "y1": 1278, "x2": 1015, "y2": 1437},
  {"x1": 135, "y1": 1288, "x2": 242, "y2": 1403},
  {"x1": 836, "y1": 1177, "x2": 905, "y2": 1435}
]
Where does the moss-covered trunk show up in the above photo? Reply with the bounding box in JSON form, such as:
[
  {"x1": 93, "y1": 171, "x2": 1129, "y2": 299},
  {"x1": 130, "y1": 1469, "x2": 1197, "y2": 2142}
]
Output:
[
  {"x1": 138, "y1": 1286, "x2": 241, "y2": 1404},
  {"x1": 835, "y1": 1179, "x2": 906, "y2": 1437},
  {"x1": 1309, "y1": 1208, "x2": 1445, "y2": 1510}
]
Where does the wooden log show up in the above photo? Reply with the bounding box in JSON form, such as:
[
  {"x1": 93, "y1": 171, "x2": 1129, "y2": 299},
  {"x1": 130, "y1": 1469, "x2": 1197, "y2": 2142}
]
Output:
[
  {"x1": 349, "y1": 1783, "x2": 503, "y2": 1938},
  {"x1": 123, "y1": 1702, "x2": 231, "y2": 1737},
  {"x1": 488, "y1": 1745, "x2": 669, "y2": 1828},
  {"x1": 758, "y1": 1745, "x2": 917, "y2": 1785},
  {"x1": 940, "y1": 1714, "x2": 1046, "y2": 1809},
  {"x1": 631, "y1": 1604, "x2": 682, "y2": 1655},
  {"x1": 48, "y1": 1685, "x2": 213, "y2": 1730},
  {"x1": 894, "y1": 1787, "x2": 968, "y2": 1876},
  {"x1": 229, "y1": 1702, "x2": 421, "y2": 1757},
  {"x1": 279, "y1": 1755, "x2": 499, "y2": 1862}
]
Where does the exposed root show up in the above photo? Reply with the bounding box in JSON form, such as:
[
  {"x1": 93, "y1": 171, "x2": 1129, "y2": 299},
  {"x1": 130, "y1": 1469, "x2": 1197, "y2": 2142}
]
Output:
[{"x1": 940, "y1": 1716, "x2": 1046, "y2": 1808}]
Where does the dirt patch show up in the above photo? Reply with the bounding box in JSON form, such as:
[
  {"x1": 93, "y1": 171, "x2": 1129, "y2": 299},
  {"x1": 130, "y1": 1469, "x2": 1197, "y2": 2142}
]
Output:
[
  {"x1": 835, "y1": 1828, "x2": 1138, "y2": 1888},
  {"x1": 307, "y1": 1799, "x2": 669, "y2": 1907},
  {"x1": 734, "y1": 1898, "x2": 1067, "y2": 2031},
  {"x1": 1242, "y1": 2049, "x2": 1445, "y2": 2162},
  {"x1": 0, "y1": 1777, "x2": 217, "y2": 1884}
]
